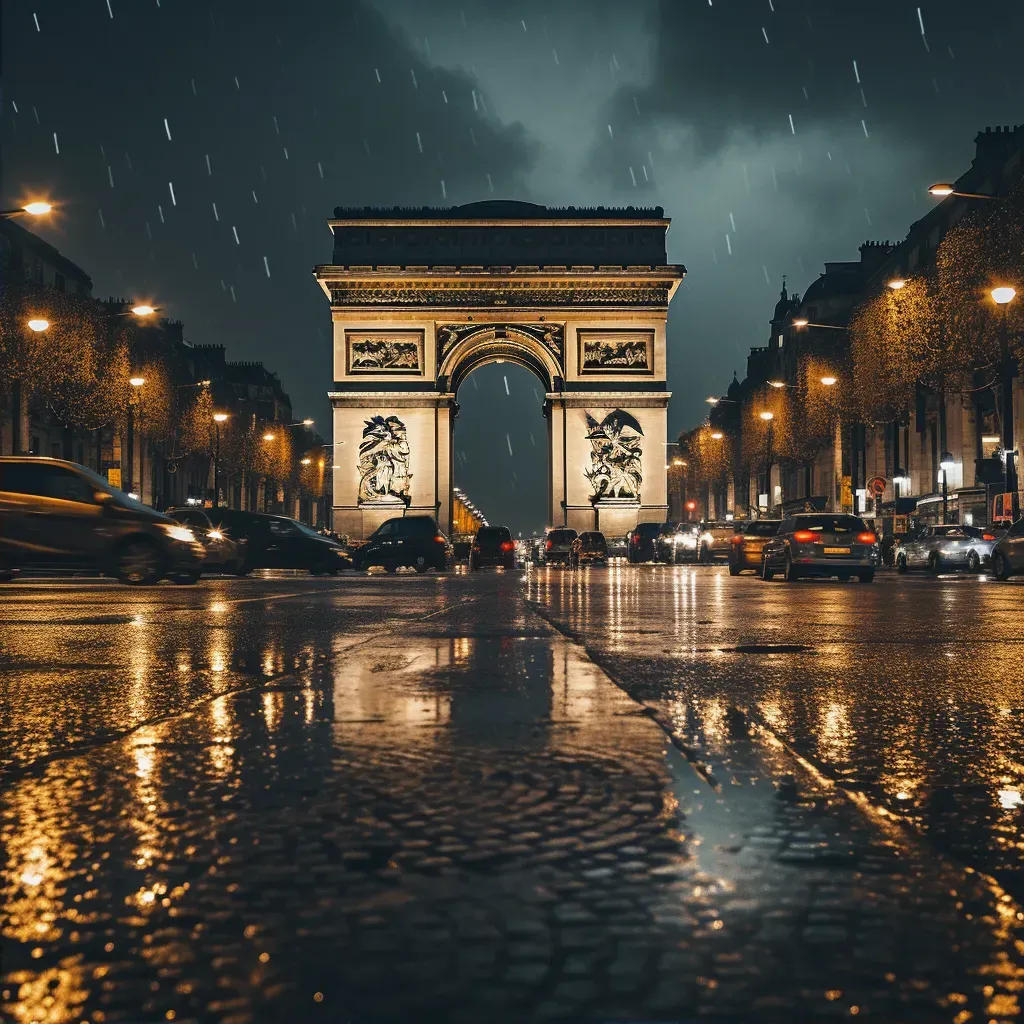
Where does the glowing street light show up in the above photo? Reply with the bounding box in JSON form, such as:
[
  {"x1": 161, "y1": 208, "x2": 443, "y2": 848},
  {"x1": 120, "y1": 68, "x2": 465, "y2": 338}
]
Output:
[
  {"x1": 820, "y1": 376, "x2": 838, "y2": 387},
  {"x1": 759, "y1": 411, "x2": 775, "y2": 421},
  {"x1": 887, "y1": 279, "x2": 906, "y2": 290},
  {"x1": 129, "y1": 376, "x2": 145, "y2": 388},
  {"x1": 928, "y1": 183, "x2": 999, "y2": 200},
  {"x1": 710, "y1": 431, "x2": 724, "y2": 440},
  {"x1": 213, "y1": 412, "x2": 229, "y2": 423},
  {"x1": 2, "y1": 200, "x2": 53, "y2": 219},
  {"x1": 300, "y1": 457, "x2": 312, "y2": 466},
  {"x1": 991, "y1": 286, "x2": 1017, "y2": 306},
  {"x1": 791, "y1": 318, "x2": 846, "y2": 330},
  {"x1": 768, "y1": 380, "x2": 787, "y2": 388},
  {"x1": 131, "y1": 305, "x2": 156, "y2": 317},
  {"x1": 26, "y1": 318, "x2": 49, "y2": 332}
]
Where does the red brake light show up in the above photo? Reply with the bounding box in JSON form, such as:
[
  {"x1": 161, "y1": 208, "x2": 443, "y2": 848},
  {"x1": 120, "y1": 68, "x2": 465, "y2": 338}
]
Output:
[
  {"x1": 983, "y1": 533, "x2": 996, "y2": 542},
  {"x1": 434, "y1": 535, "x2": 445, "y2": 544},
  {"x1": 500, "y1": 541, "x2": 514, "y2": 551},
  {"x1": 472, "y1": 544, "x2": 480, "y2": 551},
  {"x1": 793, "y1": 530, "x2": 815, "y2": 543},
  {"x1": 731, "y1": 535, "x2": 744, "y2": 545},
  {"x1": 857, "y1": 532, "x2": 877, "y2": 544},
  {"x1": 546, "y1": 539, "x2": 553, "y2": 549}
]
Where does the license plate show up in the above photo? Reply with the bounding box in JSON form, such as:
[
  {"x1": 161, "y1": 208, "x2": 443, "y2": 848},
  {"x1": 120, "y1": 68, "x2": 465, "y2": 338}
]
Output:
[{"x1": 824, "y1": 547, "x2": 851, "y2": 555}]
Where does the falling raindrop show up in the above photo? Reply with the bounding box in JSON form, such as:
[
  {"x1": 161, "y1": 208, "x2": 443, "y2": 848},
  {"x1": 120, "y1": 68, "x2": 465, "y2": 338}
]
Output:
[
  {"x1": 410, "y1": 69, "x2": 418, "y2": 89},
  {"x1": 503, "y1": 376, "x2": 509, "y2": 395},
  {"x1": 53, "y1": 132, "x2": 59, "y2": 154},
  {"x1": 729, "y1": 211, "x2": 736, "y2": 232},
  {"x1": 33, "y1": 12, "x2": 40, "y2": 30},
  {"x1": 252, "y1": 190, "x2": 258, "y2": 204},
  {"x1": 108, "y1": 166, "x2": 114, "y2": 188},
  {"x1": 762, "y1": 26, "x2": 769, "y2": 43},
  {"x1": 416, "y1": 132, "x2": 423, "y2": 153},
  {"x1": 164, "y1": 117, "x2": 172, "y2": 140},
  {"x1": 158, "y1": 205, "x2": 164, "y2": 223},
  {"x1": 98, "y1": 209, "x2": 105, "y2": 229},
  {"x1": 788, "y1": 114, "x2": 795, "y2": 135},
  {"x1": 441, "y1": 180, "x2": 447, "y2": 199},
  {"x1": 861, "y1": 119, "x2": 869, "y2": 138},
  {"x1": 168, "y1": 181, "x2": 176, "y2": 206},
  {"x1": 725, "y1": 234, "x2": 732, "y2": 255},
  {"x1": 263, "y1": 256, "x2": 271, "y2": 277},
  {"x1": 374, "y1": 68, "x2": 381, "y2": 83},
  {"x1": 212, "y1": 202, "x2": 219, "y2": 221},
  {"x1": 205, "y1": 153, "x2": 212, "y2": 175},
  {"x1": 506, "y1": 434, "x2": 513, "y2": 457},
  {"x1": 232, "y1": 226, "x2": 240, "y2": 244},
  {"x1": 629, "y1": 166, "x2": 637, "y2": 187},
  {"x1": 317, "y1": 161, "x2": 324, "y2": 178}
]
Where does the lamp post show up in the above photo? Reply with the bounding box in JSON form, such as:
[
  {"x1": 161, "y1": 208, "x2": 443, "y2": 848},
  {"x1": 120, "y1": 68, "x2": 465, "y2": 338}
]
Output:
[
  {"x1": 759, "y1": 411, "x2": 775, "y2": 514},
  {"x1": 927, "y1": 183, "x2": 1000, "y2": 200},
  {"x1": 212, "y1": 413, "x2": 229, "y2": 508},
  {"x1": 940, "y1": 450, "x2": 955, "y2": 525},
  {"x1": 991, "y1": 286, "x2": 1018, "y2": 501},
  {"x1": 125, "y1": 377, "x2": 145, "y2": 496},
  {"x1": 1, "y1": 201, "x2": 53, "y2": 220}
]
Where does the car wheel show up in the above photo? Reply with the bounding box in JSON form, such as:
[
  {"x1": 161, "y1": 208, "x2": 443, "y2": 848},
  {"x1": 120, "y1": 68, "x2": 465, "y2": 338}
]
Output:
[
  {"x1": 233, "y1": 560, "x2": 253, "y2": 577},
  {"x1": 927, "y1": 551, "x2": 940, "y2": 575},
  {"x1": 414, "y1": 555, "x2": 429, "y2": 573},
  {"x1": 761, "y1": 557, "x2": 775, "y2": 581},
  {"x1": 858, "y1": 570, "x2": 875, "y2": 583},
  {"x1": 170, "y1": 572, "x2": 201, "y2": 585},
  {"x1": 993, "y1": 550, "x2": 1012, "y2": 581},
  {"x1": 967, "y1": 550, "x2": 981, "y2": 573},
  {"x1": 116, "y1": 540, "x2": 163, "y2": 585},
  {"x1": 896, "y1": 554, "x2": 907, "y2": 574},
  {"x1": 783, "y1": 553, "x2": 800, "y2": 582}
]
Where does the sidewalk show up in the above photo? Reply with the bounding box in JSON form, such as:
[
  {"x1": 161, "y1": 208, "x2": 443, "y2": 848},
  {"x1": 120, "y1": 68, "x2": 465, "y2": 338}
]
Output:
[{"x1": 2, "y1": 582, "x2": 1022, "y2": 1022}]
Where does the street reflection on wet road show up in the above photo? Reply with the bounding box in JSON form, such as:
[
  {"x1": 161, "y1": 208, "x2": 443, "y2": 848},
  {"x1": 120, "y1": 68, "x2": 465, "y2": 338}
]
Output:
[{"x1": 3, "y1": 569, "x2": 1024, "y2": 1022}]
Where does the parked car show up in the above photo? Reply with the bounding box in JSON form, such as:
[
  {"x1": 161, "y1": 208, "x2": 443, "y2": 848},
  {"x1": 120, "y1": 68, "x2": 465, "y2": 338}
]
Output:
[
  {"x1": 894, "y1": 524, "x2": 998, "y2": 574},
  {"x1": 571, "y1": 531, "x2": 608, "y2": 567},
  {"x1": 761, "y1": 513, "x2": 878, "y2": 582},
  {"x1": 167, "y1": 507, "x2": 244, "y2": 573},
  {"x1": 350, "y1": 515, "x2": 450, "y2": 573},
  {"x1": 470, "y1": 525, "x2": 516, "y2": 570},
  {"x1": 0, "y1": 457, "x2": 205, "y2": 585},
  {"x1": 626, "y1": 522, "x2": 663, "y2": 563},
  {"x1": 542, "y1": 528, "x2": 578, "y2": 566},
  {"x1": 205, "y1": 508, "x2": 351, "y2": 574},
  {"x1": 991, "y1": 518, "x2": 1024, "y2": 580},
  {"x1": 729, "y1": 519, "x2": 781, "y2": 576},
  {"x1": 697, "y1": 521, "x2": 737, "y2": 563},
  {"x1": 655, "y1": 522, "x2": 699, "y2": 564}
]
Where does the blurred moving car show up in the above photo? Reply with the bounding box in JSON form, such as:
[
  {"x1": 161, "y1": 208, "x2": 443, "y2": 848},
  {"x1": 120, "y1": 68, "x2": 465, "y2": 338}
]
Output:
[
  {"x1": 894, "y1": 523, "x2": 997, "y2": 574},
  {"x1": 729, "y1": 519, "x2": 781, "y2": 575},
  {"x1": 605, "y1": 534, "x2": 629, "y2": 559},
  {"x1": 350, "y1": 515, "x2": 450, "y2": 573},
  {"x1": 0, "y1": 457, "x2": 204, "y2": 585},
  {"x1": 205, "y1": 508, "x2": 351, "y2": 574},
  {"x1": 991, "y1": 518, "x2": 1024, "y2": 580},
  {"x1": 627, "y1": 522, "x2": 663, "y2": 563},
  {"x1": 761, "y1": 513, "x2": 878, "y2": 582},
  {"x1": 571, "y1": 531, "x2": 608, "y2": 567},
  {"x1": 697, "y1": 521, "x2": 737, "y2": 563},
  {"x1": 167, "y1": 507, "x2": 244, "y2": 573},
  {"x1": 655, "y1": 522, "x2": 699, "y2": 564},
  {"x1": 470, "y1": 525, "x2": 516, "y2": 570},
  {"x1": 543, "y1": 528, "x2": 578, "y2": 566}
]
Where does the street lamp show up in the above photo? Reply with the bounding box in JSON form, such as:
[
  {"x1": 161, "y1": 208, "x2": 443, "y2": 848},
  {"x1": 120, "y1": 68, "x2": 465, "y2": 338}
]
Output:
[
  {"x1": 27, "y1": 318, "x2": 49, "y2": 332},
  {"x1": 887, "y1": 279, "x2": 906, "y2": 290},
  {"x1": 791, "y1": 318, "x2": 846, "y2": 330},
  {"x1": 940, "y1": 450, "x2": 955, "y2": 525},
  {"x1": 759, "y1": 411, "x2": 775, "y2": 514},
  {"x1": 927, "y1": 183, "x2": 999, "y2": 200},
  {"x1": 212, "y1": 412, "x2": 229, "y2": 508},
  {"x1": 820, "y1": 375, "x2": 838, "y2": 387},
  {"x1": 300, "y1": 457, "x2": 312, "y2": 466},
  {"x1": 263, "y1": 432, "x2": 276, "y2": 442},
  {"x1": 711, "y1": 431, "x2": 724, "y2": 440},
  {"x1": 991, "y1": 286, "x2": 1018, "y2": 499},
  {"x1": 1, "y1": 200, "x2": 53, "y2": 219},
  {"x1": 125, "y1": 377, "x2": 146, "y2": 496}
]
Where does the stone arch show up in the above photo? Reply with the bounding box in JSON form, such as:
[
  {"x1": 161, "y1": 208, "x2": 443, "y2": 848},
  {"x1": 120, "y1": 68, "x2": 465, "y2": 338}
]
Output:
[{"x1": 438, "y1": 326, "x2": 562, "y2": 395}]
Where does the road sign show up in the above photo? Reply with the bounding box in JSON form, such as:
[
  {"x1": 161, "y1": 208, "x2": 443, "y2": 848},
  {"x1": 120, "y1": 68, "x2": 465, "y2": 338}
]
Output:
[{"x1": 867, "y1": 476, "x2": 887, "y2": 497}]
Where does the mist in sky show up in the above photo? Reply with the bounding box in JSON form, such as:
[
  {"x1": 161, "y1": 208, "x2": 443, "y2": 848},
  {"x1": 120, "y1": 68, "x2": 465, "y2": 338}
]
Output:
[{"x1": 3, "y1": 0, "x2": 1022, "y2": 531}]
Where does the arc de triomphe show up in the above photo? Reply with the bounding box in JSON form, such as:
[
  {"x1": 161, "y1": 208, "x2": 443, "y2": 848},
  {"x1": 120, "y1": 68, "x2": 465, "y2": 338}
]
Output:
[{"x1": 314, "y1": 200, "x2": 686, "y2": 540}]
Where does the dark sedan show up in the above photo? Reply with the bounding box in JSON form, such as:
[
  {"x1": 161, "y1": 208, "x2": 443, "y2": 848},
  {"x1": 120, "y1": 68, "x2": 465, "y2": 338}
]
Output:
[
  {"x1": 0, "y1": 457, "x2": 205, "y2": 585},
  {"x1": 350, "y1": 515, "x2": 450, "y2": 573},
  {"x1": 205, "y1": 508, "x2": 351, "y2": 575},
  {"x1": 470, "y1": 525, "x2": 516, "y2": 570},
  {"x1": 571, "y1": 531, "x2": 608, "y2": 567},
  {"x1": 627, "y1": 522, "x2": 663, "y2": 563},
  {"x1": 729, "y1": 519, "x2": 781, "y2": 576},
  {"x1": 761, "y1": 513, "x2": 878, "y2": 583},
  {"x1": 543, "y1": 528, "x2": 578, "y2": 566}
]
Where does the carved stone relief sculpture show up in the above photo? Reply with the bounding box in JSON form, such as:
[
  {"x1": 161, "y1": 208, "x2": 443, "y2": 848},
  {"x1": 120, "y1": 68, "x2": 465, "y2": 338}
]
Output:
[
  {"x1": 578, "y1": 330, "x2": 653, "y2": 373},
  {"x1": 585, "y1": 409, "x2": 644, "y2": 502},
  {"x1": 347, "y1": 330, "x2": 423, "y2": 374},
  {"x1": 358, "y1": 415, "x2": 411, "y2": 503}
]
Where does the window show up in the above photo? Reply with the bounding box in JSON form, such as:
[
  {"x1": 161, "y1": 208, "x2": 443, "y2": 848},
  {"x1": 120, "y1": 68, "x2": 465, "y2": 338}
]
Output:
[
  {"x1": 373, "y1": 520, "x2": 398, "y2": 539},
  {"x1": 269, "y1": 518, "x2": 299, "y2": 537},
  {"x1": 1, "y1": 463, "x2": 94, "y2": 503},
  {"x1": 54, "y1": 272, "x2": 66, "y2": 292},
  {"x1": 778, "y1": 334, "x2": 784, "y2": 348}
]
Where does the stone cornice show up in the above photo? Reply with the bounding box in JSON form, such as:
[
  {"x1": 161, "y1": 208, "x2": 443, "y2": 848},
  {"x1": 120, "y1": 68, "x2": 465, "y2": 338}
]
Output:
[
  {"x1": 328, "y1": 217, "x2": 670, "y2": 230},
  {"x1": 548, "y1": 391, "x2": 672, "y2": 407}
]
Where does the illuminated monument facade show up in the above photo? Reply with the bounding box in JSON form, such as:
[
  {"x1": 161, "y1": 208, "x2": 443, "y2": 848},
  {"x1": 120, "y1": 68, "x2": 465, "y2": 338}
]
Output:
[{"x1": 314, "y1": 201, "x2": 686, "y2": 540}]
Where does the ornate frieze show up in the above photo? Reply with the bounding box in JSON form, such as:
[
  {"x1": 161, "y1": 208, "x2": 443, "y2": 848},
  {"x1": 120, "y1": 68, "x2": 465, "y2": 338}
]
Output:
[
  {"x1": 358, "y1": 415, "x2": 411, "y2": 503},
  {"x1": 585, "y1": 410, "x2": 644, "y2": 502},
  {"x1": 346, "y1": 330, "x2": 424, "y2": 374},
  {"x1": 578, "y1": 329, "x2": 654, "y2": 374},
  {"x1": 436, "y1": 322, "x2": 564, "y2": 362},
  {"x1": 330, "y1": 284, "x2": 670, "y2": 308}
]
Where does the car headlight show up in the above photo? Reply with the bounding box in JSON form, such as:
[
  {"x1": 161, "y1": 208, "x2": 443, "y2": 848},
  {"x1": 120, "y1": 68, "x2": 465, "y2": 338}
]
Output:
[
  {"x1": 207, "y1": 529, "x2": 224, "y2": 541},
  {"x1": 162, "y1": 524, "x2": 197, "y2": 544}
]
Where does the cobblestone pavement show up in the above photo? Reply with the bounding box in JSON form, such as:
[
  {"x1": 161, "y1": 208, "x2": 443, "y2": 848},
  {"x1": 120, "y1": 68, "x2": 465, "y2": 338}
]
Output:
[{"x1": 2, "y1": 571, "x2": 1024, "y2": 1022}]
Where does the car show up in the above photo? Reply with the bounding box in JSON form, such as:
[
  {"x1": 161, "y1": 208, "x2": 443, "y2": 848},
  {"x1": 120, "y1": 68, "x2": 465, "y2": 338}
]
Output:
[
  {"x1": 697, "y1": 521, "x2": 737, "y2": 563},
  {"x1": 729, "y1": 519, "x2": 781, "y2": 575},
  {"x1": 655, "y1": 522, "x2": 699, "y2": 564},
  {"x1": 761, "y1": 513, "x2": 879, "y2": 582},
  {"x1": 626, "y1": 522, "x2": 663, "y2": 563},
  {"x1": 894, "y1": 523, "x2": 998, "y2": 574},
  {"x1": 571, "y1": 531, "x2": 608, "y2": 567},
  {"x1": 991, "y1": 518, "x2": 1024, "y2": 580},
  {"x1": 529, "y1": 536, "x2": 546, "y2": 566},
  {"x1": 542, "y1": 528, "x2": 578, "y2": 566},
  {"x1": 205, "y1": 508, "x2": 351, "y2": 575},
  {"x1": 470, "y1": 525, "x2": 516, "y2": 570},
  {"x1": 0, "y1": 456, "x2": 205, "y2": 585},
  {"x1": 167, "y1": 507, "x2": 244, "y2": 573},
  {"x1": 605, "y1": 534, "x2": 629, "y2": 559},
  {"x1": 350, "y1": 515, "x2": 450, "y2": 573}
]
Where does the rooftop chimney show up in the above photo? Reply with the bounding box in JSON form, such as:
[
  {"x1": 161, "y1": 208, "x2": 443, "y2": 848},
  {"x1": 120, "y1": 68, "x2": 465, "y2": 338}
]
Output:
[{"x1": 973, "y1": 124, "x2": 1023, "y2": 168}]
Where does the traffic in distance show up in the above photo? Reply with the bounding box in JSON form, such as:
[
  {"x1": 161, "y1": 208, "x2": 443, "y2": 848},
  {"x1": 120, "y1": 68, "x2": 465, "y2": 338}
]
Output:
[{"x1": 4, "y1": 454, "x2": 1024, "y2": 583}]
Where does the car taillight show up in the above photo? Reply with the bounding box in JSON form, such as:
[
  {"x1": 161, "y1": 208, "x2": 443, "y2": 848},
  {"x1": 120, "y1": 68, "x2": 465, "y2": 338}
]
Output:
[
  {"x1": 472, "y1": 544, "x2": 480, "y2": 551},
  {"x1": 546, "y1": 539, "x2": 553, "y2": 549},
  {"x1": 857, "y1": 532, "x2": 877, "y2": 544},
  {"x1": 500, "y1": 541, "x2": 514, "y2": 551},
  {"x1": 793, "y1": 530, "x2": 815, "y2": 543},
  {"x1": 434, "y1": 535, "x2": 445, "y2": 544},
  {"x1": 983, "y1": 533, "x2": 996, "y2": 542},
  {"x1": 731, "y1": 535, "x2": 744, "y2": 545}
]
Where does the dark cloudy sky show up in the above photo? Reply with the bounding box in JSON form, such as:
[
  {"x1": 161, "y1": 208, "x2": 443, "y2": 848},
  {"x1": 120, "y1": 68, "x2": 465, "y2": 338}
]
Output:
[{"x1": 2, "y1": 0, "x2": 1022, "y2": 533}]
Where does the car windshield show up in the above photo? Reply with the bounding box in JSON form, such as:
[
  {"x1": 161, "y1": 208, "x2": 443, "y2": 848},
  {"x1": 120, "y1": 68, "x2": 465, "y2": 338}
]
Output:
[
  {"x1": 636, "y1": 524, "x2": 661, "y2": 536},
  {"x1": 548, "y1": 530, "x2": 576, "y2": 543},
  {"x1": 746, "y1": 521, "x2": 781, "y2": 536},
  {"x1": 792, "y1": 515, "x2": 868, "y2": 534}
]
